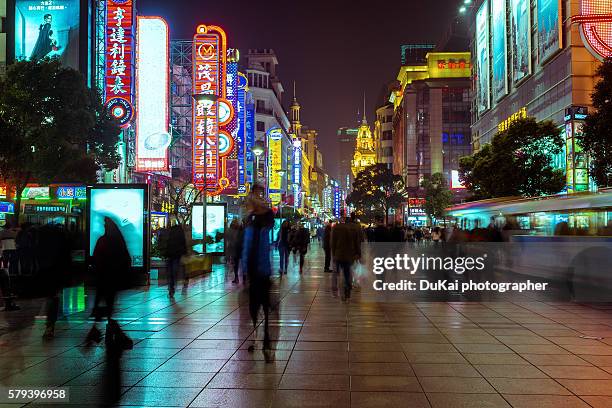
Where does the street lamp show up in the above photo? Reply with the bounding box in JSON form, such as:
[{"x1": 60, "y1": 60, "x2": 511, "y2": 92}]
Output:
[
  {"x1": 252, "y1": 141, "x2": 265, "y2": 182},
  {"x1": 192, "y1": 93, "x2": 219, "y2": 254}
]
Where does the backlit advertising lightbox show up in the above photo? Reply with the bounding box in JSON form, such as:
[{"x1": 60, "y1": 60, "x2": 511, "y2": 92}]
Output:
[
  {"x1": 191, "y1": 203, "x2": 226, "y2": 254},
  {"x1": 88, "y1": 185, "x2": 148, "y2": 268},
  {"x1": 491, "y1": 0, "x2": 508, "y2": 102},
  {"x1": 14, "y1": 0, "x2": 80, "y2": 69},
  {"x1": 511, "y1": 0, "x2": 531, "y2": 83},
  {"x1": 537, "y1": 0, "x2": 562, "y2": 64},
  {"x1": 476, "y1": 1, "x2": 490, "y2": 114}
]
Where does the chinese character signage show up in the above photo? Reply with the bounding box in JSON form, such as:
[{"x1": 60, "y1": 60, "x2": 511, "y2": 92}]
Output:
[
  {"x1": 537, "y1": 0, "x2": 562, "y2": 64},
  {"x1": 293, "y1": 138, "x2": 302, "y2": 207},
  {"x1": 245, "y1": 92, "x2": 255, "y2": 183},
  {"x1": 105, "y1": 0, "x2": 135, "y2": 127},
  {"x1": 56, "y1": 186, "x2": 86, "y2": 199},
  {"x1": 268, "y1": 128, "x2": 283, "y2": 191},
  {"x1": 14, "y1": 0, "x2": 80, "y2": 69},
  {"x1": 572, "y1": 0, "x2": 612, "y2": 60},
  {"x1": 476, "y1": 1, "x2": 490, "y2": 114},
  {"x1": 492, "y1": 0, "x2": 508, "y2": 102},
  {"x1": 192, "y1": 24, "x2": 227, "y2": 194},
  {"x1": 236, "y1": 72, "x2": 248, "y2": 194},
  {"x1": 511, "y1": 0, "x2": 531, "y2": 83}
]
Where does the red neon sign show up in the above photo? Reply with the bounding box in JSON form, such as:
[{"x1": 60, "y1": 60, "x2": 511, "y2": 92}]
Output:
[
  {"x1": 572, "y1": 1, "x2": 612, "y2": 59},
  {"x1": 192, "y1": 25, "x2": 227, "y2": 194},
  {"x1": 105, "y1": 0, "x2": 135, "y2": 127}
]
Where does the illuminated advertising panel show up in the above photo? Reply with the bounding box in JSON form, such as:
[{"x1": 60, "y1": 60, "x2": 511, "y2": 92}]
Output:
[
  {"x1": 21, "y1": 186, "x2": 50, "y2": 199},
  {"x1": 192, "y1": 25, "x2": 227, "y2": 194},
  {"x1": 491, "y1": 0, "x2": 508, "y2": 101},
  {"x1": 267, "y1": 128, "x2": 283, "y2": 191},
  {"x1": 451, "y1": 170, "x2": 466, "y2": 189},
  {"x1": 236, "y1": 72, "x2": 248, "y2": 194},
  {"x1": 476, "y1": 1, "x2": 490, "y2": 114},
  {"x1": 105, "y1": 0, "x2": 135, "y2": 128},
  {"x1": 245, "y1": 92, "x2": 255, "y2": 183},
  {"x1": 333, "y1": 181, "x2": 341, "y2": 218},
  {"x1": 56, "y1": 186, "x2": 86, "y2": 199},
  {"x1": 14, "y1": 0, "x2": 79, "y2": 69},
  {"x1": 88, "y1": 185, "x2": 147, "y2": 268},
  {"x1": 293, "y1": 138, "x2": 302, "y2": 207},
  {"x1": 135, "y1": 17, "x2": 170, "y2": 172},
  {"x1": 537, "y1": 0, "x2": 562, "y2": 64},
  {"x1": 191, "y1": 203, "x2": 226, "y2": 254},
  {"x1": 573, "y1": 0, "x2": 612, "y2": 60},
  {"x1": 511, "y1": 0, "x2": 532, "y2": 83}
]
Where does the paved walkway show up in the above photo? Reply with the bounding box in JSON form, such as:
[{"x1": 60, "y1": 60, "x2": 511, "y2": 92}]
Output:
[{"x1": 0, "y1": 245, "x2": 612, "y2": 407}]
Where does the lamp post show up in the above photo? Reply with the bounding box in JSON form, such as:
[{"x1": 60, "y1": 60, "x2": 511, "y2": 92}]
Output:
[
  {"x1": 192, "y1": 93, "x2": 219, "y2": 254},
  {"x1": 252, "y1": 141, "x2": 265, "y2": 183}
]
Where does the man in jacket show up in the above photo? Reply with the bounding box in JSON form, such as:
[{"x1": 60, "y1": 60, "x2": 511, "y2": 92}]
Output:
[
  {"x1": 323, "y1": 221, "x2": 333, "y2": 272},
  {"x1": 331, "y1": 212, "x2": 362, "y2": 300}
]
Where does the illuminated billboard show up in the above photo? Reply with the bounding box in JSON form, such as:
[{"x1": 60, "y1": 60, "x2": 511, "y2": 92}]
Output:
[
  {"x1": 267, "y1": 128, "x2": 283, "y2": 191},
  {"x1": 14, "y1": 0, "x2": 80, "y2": 69},
  {"x1": 511, "y1": 0, "x2": 531, "y2": 83},
  {"x1": 491, "y1": 0, "x2": 507, "y2": 101},
  {"x1": 451, "y1": 170, "x2": 466, "y2": 189},
  {"x1": 245, "y1": 92, "x2": 255, "y2": 183},
  {"x1": 88, "y1": 185, "x2": 148, "y2": 268},
  {"x1": 191, "y1": 203, "x2": 226, "y2": 254},
  {"x1": 105, "y1": 0, "x2": 135, "y2": 127},
  {"x1": 537, "y1": 0, "x2": 562, "y2": 64},
  {"x1": 293, "y1": 138, "x2": 302, "y2": 208},
  {"x1": 236, "y1": 72, "x2": 248, "y2": 194},
  {"x1": 476, "y1": 1, "x2": 490, "y2": 114},
  {"x1": 573, "y1": 0, "x2": 612, "y2": 60},
  {"x1": 135, "y1": 17, "x2": 170, "y2": 172},
  {"x1": 192, "y1": 25, "x2": 227, "y2": 194}
]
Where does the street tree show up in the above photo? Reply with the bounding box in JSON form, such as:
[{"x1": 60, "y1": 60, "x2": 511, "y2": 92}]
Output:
[
  {"x1": 578, "y1": 57, "x2": 612, "y2": 187},
  {"x1": 167, "y1": 180, "x2": 202, "y2": 227},
  {"x1": 420, "y1": 172, "x2": 453, "y2": 225},
  {"x1": 346, "y1": 164, "x2": 406, "y2": 224},
  {"x1": 459, "y1": 117, "x2": 565, "y2": 199},
  {"x1": 0, "y1": 59, "x2": 120, "y2": 221}
]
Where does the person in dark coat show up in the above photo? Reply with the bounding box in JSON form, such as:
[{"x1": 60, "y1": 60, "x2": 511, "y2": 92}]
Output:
[
  {"x1": 323, "y1": 221, "x2": 333, "y2": 272},
  {"x1": 276, "y1": 220, "x2": 290, "y2": 275},
  {"x1": 162, "y1": 224, "x2": 188, "y2": 297},
  {"x1": 87, "y1": 217, "x2": 132, "y2": 349},
  {"x1": 290, "y1": 222, "x2": 310, "y2": 274},
  {"x1": 30, "y1": 14, "x2": 59, "y2": 60},
  {"x1": 225, "y1": 219, "x2": 243, "y2": 283},
  {"x1": 37, "y1": 224, "x2": 71, "y2": 339}
]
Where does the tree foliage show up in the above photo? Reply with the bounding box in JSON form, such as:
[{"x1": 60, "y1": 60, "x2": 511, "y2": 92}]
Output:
[
  {"x1": 421, "y1": 172, "x2": 453, "y2": 224},
  {"x1": 459, "y1": 117, "x2": 565, "y2": 199},
  {"x1": 578, "y1": 57, "x2": 612, "y2": 187},
  {"x1": 0, "y1": 59, "x2": 121, "y2": 220},
  {"x1": 346, "y1": 164, "x2": 406, "y2": 224}
]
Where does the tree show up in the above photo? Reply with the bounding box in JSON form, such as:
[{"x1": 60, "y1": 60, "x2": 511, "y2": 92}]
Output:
[
  {"x1": 421, "y1": 172, "x2": 453, "y2": 225},
  {"x1": 459, "y1": 117, "x2": 565, "y2": 199},
  {"x1": 578, "y1": 57, "x2": 612, "y2": 187},
  {"x1": 346, "y1": 164, "x2": 406, "y2": 224},
  {"x1": 167, "y1": 180, "x2": 202, "y2": 227},
  {"x1": 0, "y1": 59, "x2": 120, "y2": 221}
]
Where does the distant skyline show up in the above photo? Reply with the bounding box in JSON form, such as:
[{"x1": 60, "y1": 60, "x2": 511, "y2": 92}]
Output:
[{"x1": 137, "y1": 0, "x2": 461, "y2": 172}]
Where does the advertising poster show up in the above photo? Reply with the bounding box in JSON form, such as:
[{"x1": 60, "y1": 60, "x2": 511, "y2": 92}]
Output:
[
  {"x1": 492, "y1": 0, "x2": 508, "y2": 101},
  {"x1": 191, "y1": 203, "x2": 226, "y2": 254},
  {"x1": 476, "y1": 1, "x2": 490, "y2": 114},
  {"x1": 89, "y1": 187, "x2": 146, "y2": 268},
  {"x1": 267, "y1": 128, "x2": 283, "y2": 191},
  {"x1": 537, "y1": 0, "x2": 561, "y2": 63},
  {"x1": 14, "y1": 0, "x2": 79, "y2": 68},
  {"x1": 511, "y1": 0, "x2": 531, "y2": 83}
]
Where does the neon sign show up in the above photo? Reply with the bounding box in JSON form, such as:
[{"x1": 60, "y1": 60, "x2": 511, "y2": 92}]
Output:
[
  {"x1": 192, "y1": 24, "x2": 227, "y2": 194},
  {"x1": 497, "y1": 107, "x2": 527, "y2": 133},
  {"x1": 105, "y1": 0, "x2": 134, "y2": 127},
  {"x1": 268, "y1": 128, "x2": 283, "y2": 191},
  {"x1": 572, "y1": 1, "x2": 612, "y2": 60},
  {"x1": 135, "y1": 17, "x2": 170, "y2": 172},
  {"x1": 236, "y1": 72, "x2": 248, "y2": 194},
  {"x1": 293, "y1": 138, "x2": 302, "y2": 207}
]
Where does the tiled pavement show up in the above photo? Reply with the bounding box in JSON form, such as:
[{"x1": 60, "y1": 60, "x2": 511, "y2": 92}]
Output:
[{"x1": 0, "y1": 245, "x2": 612, "y2": 407}]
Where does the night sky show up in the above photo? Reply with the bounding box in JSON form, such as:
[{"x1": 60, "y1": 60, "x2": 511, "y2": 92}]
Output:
[{"x1": 137, "y1": 0, "x2": 460, "y2": 174}]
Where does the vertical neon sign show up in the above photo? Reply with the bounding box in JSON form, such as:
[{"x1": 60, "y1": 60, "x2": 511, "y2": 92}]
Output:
[
  {"x1": 245, "y1": 92, "x2": 255, "y2": 183},
  {"x1": 105, "y1": 0, "x2": 135, "y2": 127},
  {"x1": 192, "y1": 25, "x2": 227, "y2": 194},
  {"x1": 293, "y1": 138, "x2": 302, "y2": 208},
  {"x1": 237, "y1": 72, "x2": 248, "y2": 194}
]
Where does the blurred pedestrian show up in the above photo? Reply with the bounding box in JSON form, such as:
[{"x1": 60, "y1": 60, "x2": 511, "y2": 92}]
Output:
[
  {"x1": 37, "y1": 224, "x2": 71, "y2": 339},
  {"x1": 226, "y1": 218, "x2": 243, "y2": 283},
  {"x1": 431, "y1": 226, "x2": 442, "y2": 243},
  {"x1": 87, "y1": 217, "x2": 133, "y2": 349},
  {"x1": 243, "y1": 184, "x2": 274, "y2": 351},
  {"x1": 323, "y1": 221, "x2": 332, "y2": 272},
  {"x1": 164, "y1": 223, "x2": 188, "y2": 297},
  {"x1": 0, "y1": 219, "x2": 19, "y2": 276},
  {"x1": 331, "y1": 212, "x2": 362, "y2": 301},
  {"x1": 276, "y1": 220, "x2": 290, "y2": 275},
  {"x1": 290, "y1": 222, "x2": 310, "y2": 274}
]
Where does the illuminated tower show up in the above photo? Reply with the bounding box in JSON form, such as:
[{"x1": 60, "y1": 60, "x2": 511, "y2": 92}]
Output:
[
  {"x1": 290, "y1": 81, "x2": 302, "y2": 134},
  {"x1": 351, "y1": 95, "x2": 376, "y2": 177}
]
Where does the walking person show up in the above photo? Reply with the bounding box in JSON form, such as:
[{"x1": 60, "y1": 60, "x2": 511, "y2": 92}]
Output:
[
  {"x1": 331, "y1": 212, "x2": 362, "y2": 301},
  {"x1": 242, "y1": 184, "x2": 274, "y2": 351},
  {"x1": 164, "y1": 223, "x2": 188, "y2": 297},
  {"x1": 226, "y1": 219, "x2": 243, "y2": 283},
  {"x1": 87, "y1": 217, "x2": 133, "y2": 349},
  {"x1": 276, "y1": 220, "x2": 290, "y2": 275},
  {"x1": 290, "y1": 222, "x2": 310, "y2": 274},
  {"x1": 323, "y1": 221, "x2": 333, "y2": 272}
]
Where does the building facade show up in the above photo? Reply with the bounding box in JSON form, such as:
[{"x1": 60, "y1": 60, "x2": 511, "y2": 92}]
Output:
[
  {"x1": 351, "y1": 115, "x2": 376, "y2": 178},
  {"x1": 337, "y1": 127, "x2": 358, "y2": 191},
  {"x1": 374, "y1": 104, "x2": 394, "y2": 169},
  {"x1": 0, "y1": 0, "x2": 6, "y2": 76}
]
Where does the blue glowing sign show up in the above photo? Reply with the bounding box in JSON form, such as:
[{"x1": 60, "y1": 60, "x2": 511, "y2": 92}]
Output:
[
  {"x1": 56, "y1": 186, "x2": 86, "y2": 199},
  {"x1": 237, "y1": 72, "x2": 248, "y2": 193},
  {"x1": 245, "y1": 92, "x2": 255, "y2": 183}
]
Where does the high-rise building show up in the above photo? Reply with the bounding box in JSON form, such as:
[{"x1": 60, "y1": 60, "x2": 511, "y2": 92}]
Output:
[
  {"x1": 0, "y1": 0, "x2": 6, "y2": 77},
  {"x1": 337, "y1": 127, "x2": 359, "y2": 191},
  {"x1": 374, "y1": 104, "x2": 394, "y2": 169}
]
